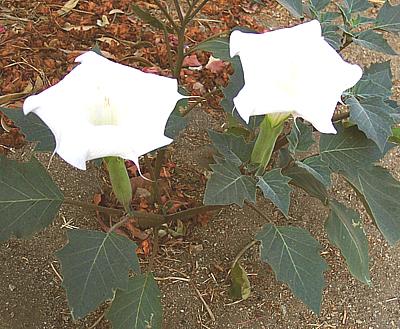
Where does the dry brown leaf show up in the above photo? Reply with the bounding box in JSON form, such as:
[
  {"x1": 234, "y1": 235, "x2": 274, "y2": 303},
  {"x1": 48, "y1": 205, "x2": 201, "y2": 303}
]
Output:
[
  {"x1": 0, "y1": 81, "x2": 33, "y2": 106},
  {"x1": 57, "y1": 0, "x2": 80, "y2": 16},
  {"x1": 62, "y1": 22, "x2": 96, "y2": 32}
]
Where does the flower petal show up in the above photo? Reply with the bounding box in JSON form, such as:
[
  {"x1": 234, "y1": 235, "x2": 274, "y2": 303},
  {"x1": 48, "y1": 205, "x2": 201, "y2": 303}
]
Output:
[
  {"x1": 23, "y1": 51, "x2": 183, "y2": 170},
  {"x1": 230, "y1": 20, "x2": 363, "y2": 133}
]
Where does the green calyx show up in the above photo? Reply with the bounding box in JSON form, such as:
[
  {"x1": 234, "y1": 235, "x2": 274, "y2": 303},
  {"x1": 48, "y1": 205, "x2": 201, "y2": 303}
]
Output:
[
  {"x1": 251, "y1": 113, "x2": 289, "y2": 172},
  {"x1": 104, "y1": 156, "x2": 133, "y2": 213}
]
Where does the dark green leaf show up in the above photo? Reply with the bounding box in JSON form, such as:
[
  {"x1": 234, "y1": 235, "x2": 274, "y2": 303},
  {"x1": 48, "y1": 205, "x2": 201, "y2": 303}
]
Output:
[
  {"x1": 190, "y1": 37, "x2": 230, "y2": 60},
  {"x1": 287, "y1": 119, "x2": 315, "y2": 154},
  {"x1": 284, "y1": 164, "x2": 329, "y2": 204},
  {"x1": 107, "y1": 273, "x2": 162, "y2": 329},
  {"x1": 343, "y1": 0, "x2": 371, "y2": 13},
  {"x1": 208, "y1": 130, "x2": 253, "y2": 166},
  {"x1": 375, "y1": 1, "x2": 400, "y2": 33},
  {"x1": 221, "y1": 57, "x2": 244, "y2": 114},
  {"x1": 326, "y1": 200, "x2": 370, "y2": 284},
  {"x1": 352, "y1": 61, "x2": 392, "y2": 99},
  {"x1": 230, "y1": 262, "x2": 251, "y2": 300},
  {"x1": 310, "y1": 0, "x2": 330, "y2": 11},
  {"x1": 320, "y1": 124, "x2": 388, "y2": 176},
  {"x1": 56, "y1": 229, "x2": 140, "y2": 319},
  {"x1": 203, "y1": 160, "x2": 256, "y2": 206},
  {"x1": 296, "y1": 156, "x2": 331, "y2": 187},
  {"x1": 346, "y1": 96, "x2": 395, "y2": 151},
  {"x1": 256, "y1": 169, "x2": 292, "y2": 216},
  {"x1": 256, "y1": 224, "x2": 328, "y2": 314},
  {"x1": 0, "y1": 156, "x2": 63, "y2": 241},
  {"x1": 353, "y1": 30, "x2": 397, "y2": 55},
  {"x1": 276, "y1": 0, "x2": 303, "y2": 17},
  {"x1": 321, "y1": 24, "x2": 342, "y2": 50},
  {"x1": 131, "y1": 4, "x2": 173, "y2": 32},
  {"x1": 1, "y1": 108, "x2": 55, "y2": 152},
  {"x1": 164, "y1": 98, "x2": 188, "y2": 139},
  {"x1": 345, "y1": 166, "x2": 400, "y2": 246}
]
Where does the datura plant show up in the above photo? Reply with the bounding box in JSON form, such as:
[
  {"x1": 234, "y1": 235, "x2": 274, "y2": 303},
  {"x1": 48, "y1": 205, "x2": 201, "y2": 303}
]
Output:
[{"x1": 0, "y1": 0, "x2": 400, "y2": 327}]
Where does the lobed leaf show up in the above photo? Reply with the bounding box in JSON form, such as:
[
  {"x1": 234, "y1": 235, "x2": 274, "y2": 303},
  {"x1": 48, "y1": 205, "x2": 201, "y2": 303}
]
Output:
[
  {"x1": 276, "y1": 0, "x2": 303, "y2": 18},
  {"x1": 346, "y1": 96, "x2": 395, "y2": 152},
  {"x1": 343, "y1": 0, "x2": 371, "y2": 13},
  {"x1": 344, "y1": 166, "x2": 400, "y2": 246},
  {"x1": 203, "y1": 160, "x2": 256, "y2": 206},
  {"x1": 107, "y1": 273, "x2": 162, "y2": 329},
  {"x1": 1, "y1": 108, "x2": 55, "y2": 152},
  {"x1": 256, "y1": 224, "x2": 328, "y2": 314},
  {"x1": 326, "y1": 200, "x2": 370, "y2": 284},
  {"x1": 0, "y1": 156, "x2": 63, "y2": 241},
  {"x1": 56, "y1": 229, "x2": 140, "y2": 319},
  {"x1": 295, "y1": 156, "x2": 331, "y2": 187},
  {"x1": 208, "y1": 130, "x2": 253, "y2": 166},
  {"x1": 352, "y1": 61, "x2": 392, "y2": 99},
  {"x1": 256, "y1": 169, "x2": 292, "y2": 217},
  {"x1": 287, "y1": 119, "x2": 315, "y2": 154},
  {"x1": 353, "y1": 30, "x2": 397, "y2": 55},
  {"x1": 310, "y1": 0, "x2": 330, "y2": 12},
  {"x1": 320, "y1": 124, "x2": 388, "y2": 176},
  {"x1": 284, "y1": 164, "x2": 329, "y2": 204},
  {"x1": 375, "y1": 1, "x2": 400, "y2": 33}
]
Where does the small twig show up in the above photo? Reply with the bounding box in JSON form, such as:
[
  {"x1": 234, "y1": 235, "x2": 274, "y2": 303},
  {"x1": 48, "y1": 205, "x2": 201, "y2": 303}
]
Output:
[
  {"x1": 192, "y1": 283, "x2": 216, "y2": 322},
  {"x1": 154, "y1": 276, "x2": 191, "y2": 282},
  {"x1": 88, "y1": 313, "x2": 105, "y2": 329},
  {"x1": 50, "y1": 262, "x2": 63, "y2": 282}
]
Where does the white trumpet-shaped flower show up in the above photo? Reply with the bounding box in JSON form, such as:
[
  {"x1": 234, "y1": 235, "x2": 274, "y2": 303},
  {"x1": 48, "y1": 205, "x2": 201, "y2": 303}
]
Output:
[
  {"x1": 23, "y1": 51, "x2": 184, "y2": 170},
  {"x1": 230, "y1": 20, "x2": 363, "y2": 133}
]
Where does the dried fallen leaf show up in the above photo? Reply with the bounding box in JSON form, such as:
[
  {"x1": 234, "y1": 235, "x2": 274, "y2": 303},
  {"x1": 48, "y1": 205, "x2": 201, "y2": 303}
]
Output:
[
  {"x1": 96, "y1": 15, "x2": 110, "y2": 27},
  {"x1": 62, "y1": 22, "x2": 96, "y2": 31},
  {"x1": 57, "y1": 0, "x2": 80, "y2": 16},
  {"x1": 182, "y1": 54, "x2": 202, "y2": 67},
  {"x1": 205, "y1": 55, "x2": 226, "y2": 73}
]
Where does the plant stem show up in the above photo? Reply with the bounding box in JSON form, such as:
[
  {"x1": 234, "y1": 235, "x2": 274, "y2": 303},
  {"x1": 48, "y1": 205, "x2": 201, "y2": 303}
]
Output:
[
  {"x1": 230, "y1": 240, "x2": 258, "y2": 271},
  {"x1": 173, "y1": 27, "x2": 186, "y2": 78},
  {"x1": 152, "y1": 0, "x2": 179, "y2": 32},
  {"x1": 148, "y1": 230, "x2": 160, "y2": 271},
  {"x1": 63, "y1": 198, "x2": 124, "y2": 215},
  {"x1": 173, "y1": 0, "x2": 184, "y2": 23},
  {"x1": 162, "y1": 26, "x2": 175, "y2": 72},
  {"x1": 186, "y1": 0, "x2": 210, "y2": 22}
]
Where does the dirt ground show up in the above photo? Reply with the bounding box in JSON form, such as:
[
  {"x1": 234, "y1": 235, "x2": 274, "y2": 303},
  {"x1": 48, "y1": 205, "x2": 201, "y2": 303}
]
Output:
[{"x1": 1, "y1": 1, "x2": 400, "y2": 329}]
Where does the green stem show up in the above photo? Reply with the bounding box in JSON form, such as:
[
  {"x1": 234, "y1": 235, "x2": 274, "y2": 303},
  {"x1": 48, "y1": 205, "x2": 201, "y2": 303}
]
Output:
[
  {"x1": 152, "y1": 0, "x2": 179, "y2": 32},
  {"x1": 173, "y1": 27, "x2": 186, "y2": 78},
  {"x1": 173, "y1": 0, "x2": 184, "y2": 23}
]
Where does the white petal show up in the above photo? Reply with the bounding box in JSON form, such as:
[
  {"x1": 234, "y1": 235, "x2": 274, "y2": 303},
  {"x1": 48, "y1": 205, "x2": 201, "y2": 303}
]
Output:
[
  {"x1": 230, "y1": 20, "x2": 363, "y2": 133},
  {"x1": 23, "y1": 51, "x2": 183, "y2": 170}
]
